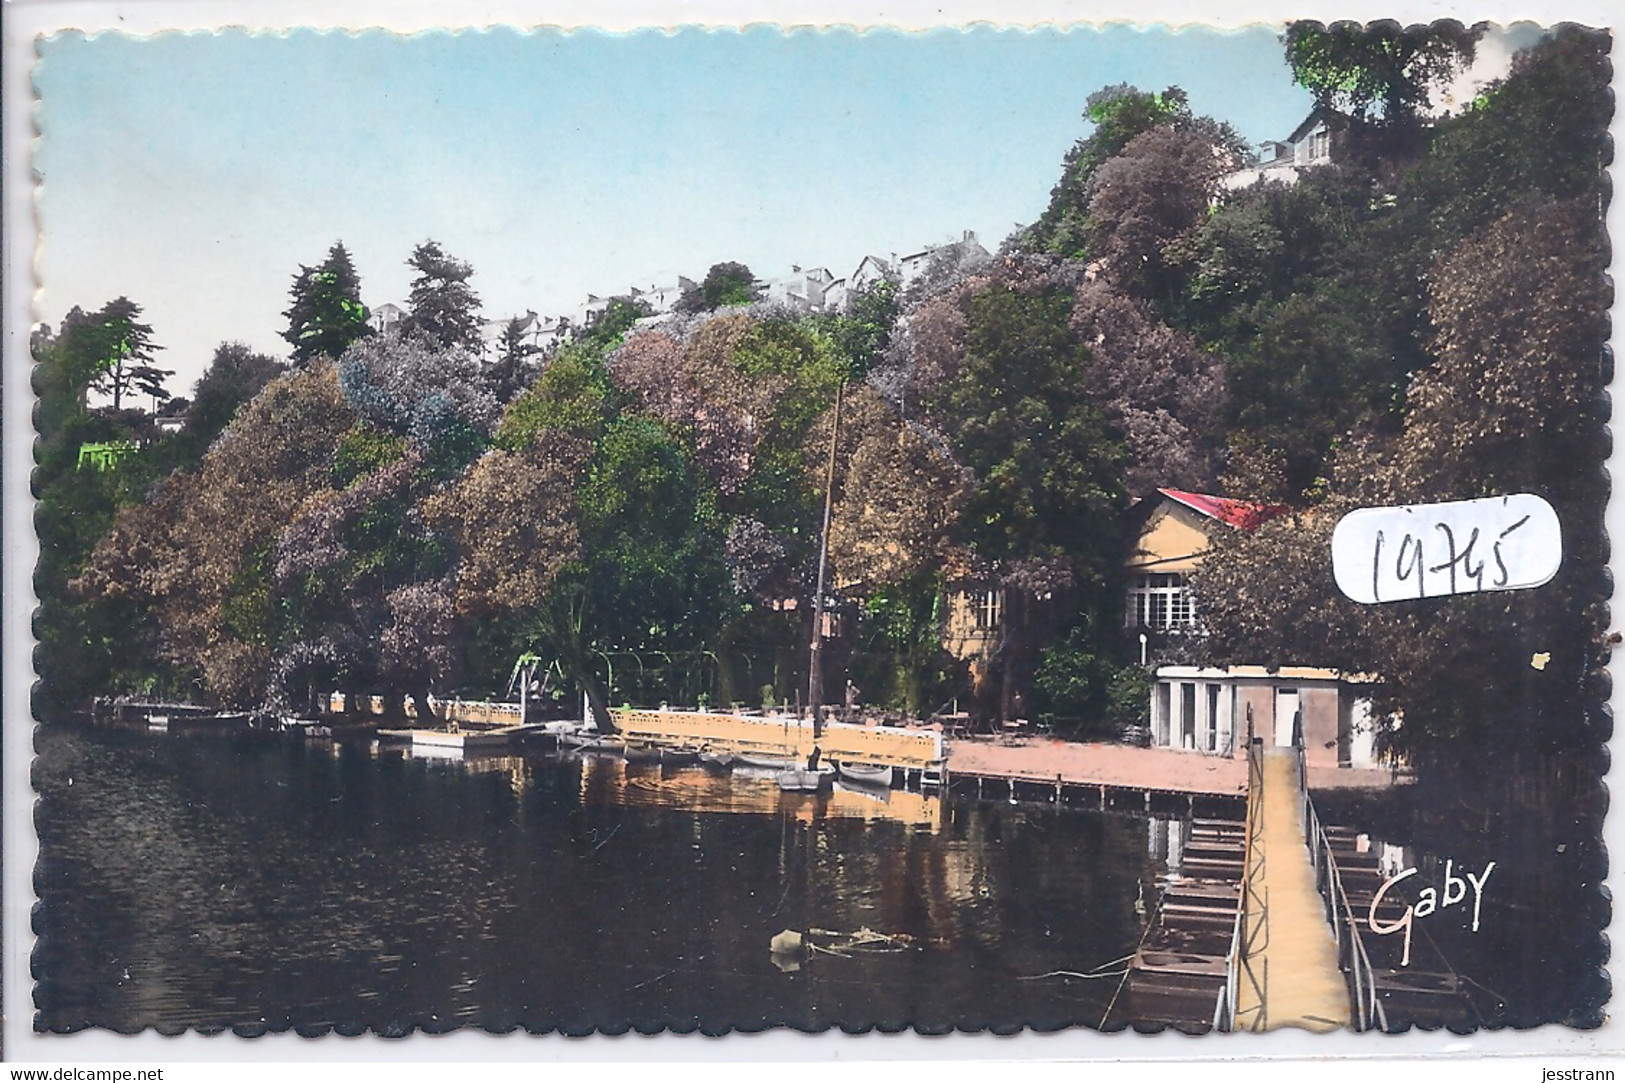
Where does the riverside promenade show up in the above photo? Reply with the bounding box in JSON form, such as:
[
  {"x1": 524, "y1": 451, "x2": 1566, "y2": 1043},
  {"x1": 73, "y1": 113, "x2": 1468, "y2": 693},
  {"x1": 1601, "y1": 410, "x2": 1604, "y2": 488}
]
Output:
[{"x1": 947, "y1": 735, "x2": 1405, "y2": 800}]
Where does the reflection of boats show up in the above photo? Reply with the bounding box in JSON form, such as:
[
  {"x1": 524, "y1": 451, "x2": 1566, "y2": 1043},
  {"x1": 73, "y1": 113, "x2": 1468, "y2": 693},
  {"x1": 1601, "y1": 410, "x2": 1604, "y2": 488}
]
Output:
[
  {"x1": 624, "y1": 743, "x2": 700, "y2": 766},
  {"x1": 834, "y1": 761, "x2": 894, "y2": 788},
  {"x1": 834, "y1": 778, "x2": 888, "y2": 804},
  {"x1": 777, "y1": 764, "x2": 835, "y2": 792},
  {"x1": 278, "y1": 717, "x2": 331, "y2": 739},
  {"x1": 558, "y1": 731, "x2": 623, "y2": 755},
  {"x1": 158, "y1": 711, "x2": 251, "y2": 736},
  {"x1": 93, "y1": 699, "x2": 253, "y2": 736}
]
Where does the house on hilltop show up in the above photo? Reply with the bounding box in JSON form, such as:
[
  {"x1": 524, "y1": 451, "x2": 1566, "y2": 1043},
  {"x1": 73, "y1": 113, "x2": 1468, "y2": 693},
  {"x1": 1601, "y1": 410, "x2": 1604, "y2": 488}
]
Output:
[
  {"x1": 1219, "y1": 105, "x2": 1350, "y2": 192},
  {"x1": 370, "y1": 302, "x2": 406, "y2": 336},
  {"x1": 762, "y1": 266, "x2": 848, "y2": 313},
  {"x1": 848, "y1": 231, "x2": 991, "y2": 297}
]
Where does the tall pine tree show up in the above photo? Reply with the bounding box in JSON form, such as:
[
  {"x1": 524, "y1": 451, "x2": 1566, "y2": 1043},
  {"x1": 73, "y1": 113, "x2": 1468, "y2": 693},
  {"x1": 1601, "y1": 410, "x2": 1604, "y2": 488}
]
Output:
[
  {"x1": 282, "y1": 241, "x2": 371, "y2": 366},
  {"x1": 79, "y1": 297, "x2": 171, "y2": 410},
  {"x1": 403, "y1": 241, "x2": 484, "y2": 354}
]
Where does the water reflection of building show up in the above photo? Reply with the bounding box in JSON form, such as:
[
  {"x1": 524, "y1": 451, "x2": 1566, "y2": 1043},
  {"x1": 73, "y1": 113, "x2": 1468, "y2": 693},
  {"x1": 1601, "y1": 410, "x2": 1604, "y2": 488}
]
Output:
[{"x1": 1146, "y1": 816, "x2": 1186, "y2": 874}]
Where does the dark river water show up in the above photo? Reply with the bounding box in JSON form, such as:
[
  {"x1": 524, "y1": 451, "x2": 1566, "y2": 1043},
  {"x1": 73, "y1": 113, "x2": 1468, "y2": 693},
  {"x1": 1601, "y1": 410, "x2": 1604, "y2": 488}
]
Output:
[{"x1": 33, "y1": 722, "x2": 1167, "y2": 1035}]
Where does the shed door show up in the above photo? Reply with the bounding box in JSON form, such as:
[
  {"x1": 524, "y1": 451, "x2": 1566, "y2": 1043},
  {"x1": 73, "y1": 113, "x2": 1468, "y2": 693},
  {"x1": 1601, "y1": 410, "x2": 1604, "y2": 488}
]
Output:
[{"x1": 1274, "y1": 689, "x2": 1300, "y2": 747}]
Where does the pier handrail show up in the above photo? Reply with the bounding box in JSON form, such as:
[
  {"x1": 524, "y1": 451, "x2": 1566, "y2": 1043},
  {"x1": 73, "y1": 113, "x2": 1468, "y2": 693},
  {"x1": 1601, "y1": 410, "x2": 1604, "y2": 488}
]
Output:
[
  {"x1": 1216, "y1": 709, "x2": 1268, "y2": 1032},
  {"x1": 1294, "y1": 729, "x2": 1389, "y2": 1033}
]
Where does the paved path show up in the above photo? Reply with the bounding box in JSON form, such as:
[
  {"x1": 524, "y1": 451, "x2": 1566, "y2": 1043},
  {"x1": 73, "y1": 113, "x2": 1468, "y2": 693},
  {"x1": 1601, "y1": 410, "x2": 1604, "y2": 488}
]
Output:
[
  {"x1": 1236, "y1": 749, "x2": 1350, "y2": 1032},
  {"x1": 948, "y1": 737, "x2": 1404, "y2": 797}
]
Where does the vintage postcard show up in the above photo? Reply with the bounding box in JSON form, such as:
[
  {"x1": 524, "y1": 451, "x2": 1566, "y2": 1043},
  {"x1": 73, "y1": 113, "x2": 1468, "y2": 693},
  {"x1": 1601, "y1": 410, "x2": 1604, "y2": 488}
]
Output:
[{"x1": 4, "y1": 0, "x2": 1619, "y2": 1065}]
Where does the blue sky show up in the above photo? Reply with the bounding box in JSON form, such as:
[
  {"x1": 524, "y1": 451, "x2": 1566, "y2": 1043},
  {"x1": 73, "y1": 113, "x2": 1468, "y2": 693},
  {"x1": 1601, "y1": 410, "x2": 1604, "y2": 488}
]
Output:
[{"x1": 38, "y1": 25, "x2": 1326, "y2": 395}]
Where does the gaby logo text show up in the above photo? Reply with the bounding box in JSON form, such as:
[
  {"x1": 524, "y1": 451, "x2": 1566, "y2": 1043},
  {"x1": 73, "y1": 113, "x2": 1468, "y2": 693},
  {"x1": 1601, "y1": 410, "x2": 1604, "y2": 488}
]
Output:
[{"x1": 1368, "y1": 860, "x2": 1496, "y2": 966}]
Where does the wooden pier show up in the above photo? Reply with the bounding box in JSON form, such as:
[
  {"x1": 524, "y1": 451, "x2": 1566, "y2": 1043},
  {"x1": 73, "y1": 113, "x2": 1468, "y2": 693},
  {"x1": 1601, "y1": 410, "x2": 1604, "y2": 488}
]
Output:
[
  {"x1": 1125, "y1": 731, "x2": 1470, "y2": 1033},
  {"x1": 947, "y1": 737, "x2": 1249, "y2": 817},
  {"x1": 1125, "y1": 815, "x2": 1248, "y2": 1028}
]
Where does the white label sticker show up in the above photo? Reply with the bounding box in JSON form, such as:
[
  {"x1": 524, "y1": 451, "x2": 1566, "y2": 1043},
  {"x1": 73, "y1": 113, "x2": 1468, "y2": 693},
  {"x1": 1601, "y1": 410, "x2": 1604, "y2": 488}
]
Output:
[{"x1": 1331, "y1": 494, "x2": 1562, "y2": 604}]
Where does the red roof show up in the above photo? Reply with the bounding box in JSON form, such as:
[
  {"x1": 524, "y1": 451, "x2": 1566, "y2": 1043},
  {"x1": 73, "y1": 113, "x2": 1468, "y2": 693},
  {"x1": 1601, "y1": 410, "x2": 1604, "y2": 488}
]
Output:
[{"x1": 1158, "y1": 488, "x2": 1289, "y2": 531}]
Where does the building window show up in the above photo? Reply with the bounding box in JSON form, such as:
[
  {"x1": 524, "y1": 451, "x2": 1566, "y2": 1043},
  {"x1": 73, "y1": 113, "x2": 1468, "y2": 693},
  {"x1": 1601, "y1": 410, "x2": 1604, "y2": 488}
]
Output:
[
  {"x1": 975, "y1": 590, "x2": 1002, "y2": 631},
  {"x1": 1310, "y1": 129, "x2": 1331, "y2": 161},
  {"x1": 1126, "y1": 573, "x2": 1195, "y2": 631}
]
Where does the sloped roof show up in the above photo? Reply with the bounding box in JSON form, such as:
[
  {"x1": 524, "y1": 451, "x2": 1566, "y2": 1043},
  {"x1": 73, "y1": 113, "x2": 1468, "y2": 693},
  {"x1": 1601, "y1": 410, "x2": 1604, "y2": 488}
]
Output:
[
  {"x1": 1158, "y1": 488, "x2": 1288, "y2": 531},
  {"x1": 1286, "y1": 104, "x2": 1350, "y2": 145}
]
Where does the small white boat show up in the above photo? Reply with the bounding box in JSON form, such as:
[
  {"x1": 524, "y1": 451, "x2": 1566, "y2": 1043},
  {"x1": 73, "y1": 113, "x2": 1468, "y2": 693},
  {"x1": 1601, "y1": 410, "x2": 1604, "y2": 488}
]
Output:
[
  {"x1": 835, "y1": 761, "x2": 894, "y2": 788},
  {"x1": 735, "y1": 753, "x2": 801, "y2": 771},
  {"x1": 411, "y1": 729, "x2": 515, "y2": 752}
]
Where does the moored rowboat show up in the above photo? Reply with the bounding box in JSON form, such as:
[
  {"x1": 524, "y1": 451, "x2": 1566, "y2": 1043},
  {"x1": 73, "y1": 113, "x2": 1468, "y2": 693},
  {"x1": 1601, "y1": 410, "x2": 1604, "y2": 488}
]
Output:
[
  {"x1": 834, "y1": 761, "x2": 894, "y2": 787},
  {"x1": 557, "y1": 731, "x2": 624, "y2": 755}
]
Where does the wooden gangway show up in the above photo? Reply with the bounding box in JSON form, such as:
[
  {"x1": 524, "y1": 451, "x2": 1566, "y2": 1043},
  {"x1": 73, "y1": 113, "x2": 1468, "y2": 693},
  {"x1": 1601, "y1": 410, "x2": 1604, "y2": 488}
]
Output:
[{"x1": 1231, "y1": 747, "x2": 1351, "y2": 1031}]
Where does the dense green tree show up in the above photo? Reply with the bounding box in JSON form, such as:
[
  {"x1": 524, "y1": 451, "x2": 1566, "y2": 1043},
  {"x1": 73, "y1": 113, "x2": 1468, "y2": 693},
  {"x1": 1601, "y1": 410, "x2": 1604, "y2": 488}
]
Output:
[
  {"x1": 1033, "y1": 619, "x2": 1151, "y2": 736},
  {"x1": 1180, "y1": 28, "x2": 1610, "y2": 499},
  {"x1": 75, "y1": 366, "x2": 358, "y2": 705},
  {"x1": 675, "y1": 261, "x2": 762, "y2": 313},
  {"x1": 31, "y1": 319, "x2": 173, "y2": 713},
  {"x1": 500, "y1": 339, "x2": 616, "y2": 450},
  {"x1": 1192, "y1": 199, "x2": 1607, "y2": 770},
  {"x1": 820, "y1": 278, "x2": 900, "y2": 374},
  {"x1": 181, "y1": 342, "x2": 286, "y2": 453},
  {"x1": 578, "y1": 417, "x2": 735, "y2": 651},
  {"x1": 506, "y1": 418, "x2": 734, "y2": 730},
  {"x1": 1401, "y1": 26, "x2": 1610, "y2": 246},
  {"x1": 1179, "y1": 163, "x2": 1426, "y2": 495},
  {"x1": 928, "y1": 284, "x2": 1129, "y2": 721},
  {"x1": 1284, "y1": 19, "x2": 1483, "y2": 124},
  {"x1": 403, "y1": 240, "x2": 485, "y2": 354},
  {"x1": 282, "y1": 242, "x2": 371, "y2": 366},
  {"x1": 942, "y1": 286, "x2": 1126, "y2": 569},
  {"x1": 1376, "y1": 200, "x2": 1608, "y2": 758}
]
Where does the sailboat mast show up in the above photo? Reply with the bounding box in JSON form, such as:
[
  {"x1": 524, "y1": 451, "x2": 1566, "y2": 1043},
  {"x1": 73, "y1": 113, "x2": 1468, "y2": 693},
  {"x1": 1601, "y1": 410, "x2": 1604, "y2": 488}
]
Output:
[{"x1": 807, "y1": 380, "x2": 844, "y2": 740}]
